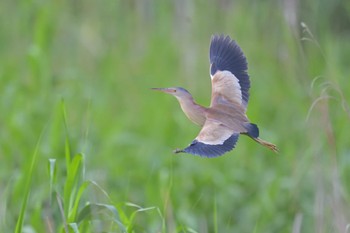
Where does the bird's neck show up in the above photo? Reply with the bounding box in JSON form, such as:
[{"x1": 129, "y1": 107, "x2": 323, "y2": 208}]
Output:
[{"x1": 175, "y1": 97, "x2": 206, "y2": 126}]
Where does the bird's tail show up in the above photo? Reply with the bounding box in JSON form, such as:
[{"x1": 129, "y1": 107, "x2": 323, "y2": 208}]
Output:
[{"x1": 253, "y1": 137, "x2": 278, "y2": 153}]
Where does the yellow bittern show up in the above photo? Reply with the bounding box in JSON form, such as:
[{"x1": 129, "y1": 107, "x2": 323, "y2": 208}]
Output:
[{"x1": 153, "y1": 35, "x2": 277, "y2": 157}]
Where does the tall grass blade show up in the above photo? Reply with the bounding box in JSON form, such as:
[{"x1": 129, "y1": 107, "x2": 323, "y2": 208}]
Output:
[
  {"x1": 125, "y1": 202, "x2": 156, "y2": 232},
  {"x1": 15, "y1": 130, "x2": 45, "y2": 233},
  {"x1": 64, "y1": 153, "x2": 83, "y2": 217},
  {"x1": 213, "y1": 195, "x2": 218, "y2": 233},
  {"x1": 68, "y1": 223, "x2": 80, "y2": 233},
  {"x1": 48, "y1": 158, "x2": 56, "y2": 204},
  {"x1": 56, "y1": 193, "x2": 69, "y2": 233},
  {"x1": 68, "y1": 180, "x2": 91, "y2": 222},
  {"x1": 61, "y1": 100, "x2": 71, "y2": 169},
  {"x1": 77, "y1": 203, "x2": 126, "y2": 231}
]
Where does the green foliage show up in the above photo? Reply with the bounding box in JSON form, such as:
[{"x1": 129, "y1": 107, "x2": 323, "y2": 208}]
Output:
[
  {"x1": 15, "y1": 129, "x2": 44, "y2": 233},
  {"x1": 1, "y1": 0, "x2": 350, "y2": 232}
]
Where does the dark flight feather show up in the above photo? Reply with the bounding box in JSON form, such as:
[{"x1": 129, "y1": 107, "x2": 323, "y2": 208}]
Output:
[{"x1": 179, "y1": 134, "x2": 240, "y2": 157}]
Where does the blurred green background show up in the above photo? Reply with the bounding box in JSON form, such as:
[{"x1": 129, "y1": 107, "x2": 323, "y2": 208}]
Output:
[{"x1": 1, "y1": 0, "x2": 350, "y2": 232}]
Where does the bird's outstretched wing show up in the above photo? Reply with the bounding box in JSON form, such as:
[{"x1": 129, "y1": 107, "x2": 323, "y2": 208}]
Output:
[
  {"x1": 175, "y1": 118, "x2": 240, "y2": 157},
  {"x1": 209, "y1": 35, "x2": 250, "y2": 108}
]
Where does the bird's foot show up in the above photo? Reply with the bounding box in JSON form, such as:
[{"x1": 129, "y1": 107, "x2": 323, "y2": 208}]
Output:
[{"x1": 173, "y1": 148, "x2": 184, "y2": 154}]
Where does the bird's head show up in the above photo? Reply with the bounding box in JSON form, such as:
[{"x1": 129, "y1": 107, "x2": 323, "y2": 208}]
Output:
[{"x1": 151, "y1": 87, "x2": 192, "y2": 100}]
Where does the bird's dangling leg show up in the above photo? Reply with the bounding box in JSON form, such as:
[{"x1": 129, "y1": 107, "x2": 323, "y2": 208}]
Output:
[{"x1": 253, "y1": 137, "x2": 279, "y2": 153}]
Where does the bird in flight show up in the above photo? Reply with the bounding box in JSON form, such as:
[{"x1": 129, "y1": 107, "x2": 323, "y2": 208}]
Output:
[{"x1": 152, "y1": 35, "x2": 278, "y2": 157}]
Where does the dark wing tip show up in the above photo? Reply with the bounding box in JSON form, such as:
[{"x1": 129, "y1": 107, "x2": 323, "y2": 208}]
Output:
[
  {"x1": 181, "y1": 134, "x2": 240, "y2": 158},
  {"x1": 210, "y1": 34, "x2": 248, "y2": 74},
  {"x1": 209, "y1": 35, "x2": 248, "y2": 71},
  {"x1": 209, "y1": 34, "x2": 250, "y2": 105}
]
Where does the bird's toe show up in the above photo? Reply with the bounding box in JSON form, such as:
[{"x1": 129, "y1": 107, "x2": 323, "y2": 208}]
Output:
[{"x1": 173, "y1": 148, "x2": 184, "y2": 154}]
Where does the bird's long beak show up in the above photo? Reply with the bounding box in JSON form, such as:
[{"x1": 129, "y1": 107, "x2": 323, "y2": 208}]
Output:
[{"x1": 151, "y1": 88, "x2": 175, "y2": 94}]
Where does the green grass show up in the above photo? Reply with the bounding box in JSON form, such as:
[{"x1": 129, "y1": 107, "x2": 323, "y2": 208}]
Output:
[{"x1": 1, "y1": 0, "x2": 350, "y2": 232}]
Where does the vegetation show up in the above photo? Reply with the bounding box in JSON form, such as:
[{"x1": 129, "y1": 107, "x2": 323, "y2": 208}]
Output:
[{"x1": 1, "y1": 0, "x2": 350, "y2": 232}]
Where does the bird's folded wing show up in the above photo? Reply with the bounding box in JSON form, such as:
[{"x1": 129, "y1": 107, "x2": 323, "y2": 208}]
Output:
[{"x1": 180, "y1": 119, "x2": 240, "y2": 157}]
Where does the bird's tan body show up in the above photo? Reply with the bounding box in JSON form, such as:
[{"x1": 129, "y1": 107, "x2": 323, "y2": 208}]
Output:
[
  {"x1": 206, "y1": 107, "x2": 248, "y2": 132},
  {"x1": 178, "y1": 71, "x2": 250, "y2": 135}
]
